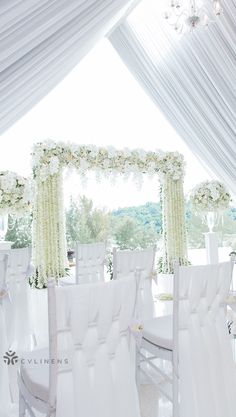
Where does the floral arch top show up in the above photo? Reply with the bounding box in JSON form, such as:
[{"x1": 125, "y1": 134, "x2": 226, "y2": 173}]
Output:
[{"x1": 32, "y1": 140, "x2": 185, "y2": 182}]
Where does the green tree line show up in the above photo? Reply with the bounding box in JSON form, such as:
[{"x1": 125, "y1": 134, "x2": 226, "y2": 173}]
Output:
[{"x1": 5, "y1": 196, "x2": 236, "y2": 250}]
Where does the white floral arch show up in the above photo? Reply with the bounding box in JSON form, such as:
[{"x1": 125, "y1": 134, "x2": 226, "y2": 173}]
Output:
[{"x1": 32, "y1": 140, "x2": 188, "y2": 286}]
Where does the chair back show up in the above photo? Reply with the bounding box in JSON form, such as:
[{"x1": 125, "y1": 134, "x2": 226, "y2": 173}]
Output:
[
  {"x1": 174, "y1": 256, "x2": 236, "y2": 417},
  {"x1": 75, "y1": 242, "x2": 106, "y2": 284},
  {"x1": 3, "y1": 247, "x2": 34, "y2": 349},
  {"x1": 0, "y1": 253, "x2": 11, "y2": 413},
  {"x1": 0, "y1": 253, "x2": 9, "y2": 299},
  {"x1": 47, "y1": 276, "x2": 140, "y2": 417},
  {"x1": 113, "y1": 247, "x2": 156, "y2": 320}
]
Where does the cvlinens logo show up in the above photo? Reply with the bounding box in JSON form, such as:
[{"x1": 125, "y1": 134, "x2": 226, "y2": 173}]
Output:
[{"x1": 3, "y1": 350, "x2": 19, "y2": 365}]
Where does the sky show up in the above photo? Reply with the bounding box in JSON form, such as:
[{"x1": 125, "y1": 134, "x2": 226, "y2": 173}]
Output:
[{"x1": 0, "y1": 38, "x2": 212, "y2": 209}]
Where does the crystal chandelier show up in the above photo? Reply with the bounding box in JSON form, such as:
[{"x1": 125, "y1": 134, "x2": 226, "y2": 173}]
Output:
[{"x1": 164, "y1": 0, "x2": 223, "y2": 33}]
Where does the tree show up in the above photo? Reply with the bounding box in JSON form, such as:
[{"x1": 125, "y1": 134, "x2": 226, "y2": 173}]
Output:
[
  {"x1": 5, "y1": 214, "x2": 32, "y2": 248},
  {"x1": 112, "y1": 216, "x2": 159, "y2": 250},
  {"x1": 66, "y1": 195, "x2": 111, "y2": 247}
]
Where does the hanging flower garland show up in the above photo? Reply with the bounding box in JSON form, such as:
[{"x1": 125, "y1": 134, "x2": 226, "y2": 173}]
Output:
[
  {"x1": 190, "y1": 180, "x2": 231, "y2": 214},
  {"x1": 0, "y1": 171, "x2": 32, "y2": 216},
  {"x1": 32, "y1": 140, "x2": 185, "y2": 183}
]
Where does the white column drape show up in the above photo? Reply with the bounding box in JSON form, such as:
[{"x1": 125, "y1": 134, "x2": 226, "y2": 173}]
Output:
[
  {"x1": 0, "y1": 0, "x2": 139, "y2": 135},
  {"x1": 109, "y1": 0, "x2": 236, "y2": 195}
]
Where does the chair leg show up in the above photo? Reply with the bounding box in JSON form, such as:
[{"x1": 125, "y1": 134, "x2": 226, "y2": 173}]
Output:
[
  {"x1": 136, "y1": 346, "x2": 141, "y2": 389},
  {"x1": 172, "y1": 371, "x2": 179, "y2": 417},
  {"x1": 19, "y1": 391, "x2": 26, "y2": 417},
  {"x1": 32, "y1": 333, "x2": 37, "y2": 348}
]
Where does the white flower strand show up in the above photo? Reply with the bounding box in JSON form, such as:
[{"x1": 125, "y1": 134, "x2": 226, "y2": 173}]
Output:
[
  {"x1": 33, "y1": 173, "x2": 68, "y2": 286},
  {"x1": 162, "y1": 177, "x2": 188, "y2": 273}
]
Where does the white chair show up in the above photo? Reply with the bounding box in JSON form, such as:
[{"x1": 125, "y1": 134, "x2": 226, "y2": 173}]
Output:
[
  {"x1": 140, "y1": 256, "x2": 236, "y2": 417},
  {"x1": 18, "y1": 275, "x2": 141, "y2": 417},
  {"x1": 61, "y1": 242, "x2": 106, "y2": 285},
  {"x1": 3, "y1": 247, "x2": 36, "y2": 350},
  {"x1": 113, "y1": 246, "x2": 156, "y2": 321},
  {"x1": 0, "y1": 253, "x2": 12, "y2": 414}
]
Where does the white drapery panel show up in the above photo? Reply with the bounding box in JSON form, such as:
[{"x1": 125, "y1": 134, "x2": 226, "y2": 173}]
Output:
[
  {"x1": 0, "y1": 0, "x2": 139, "y2": 135},
  {"x1": 110, "y1": 0, "x2": 236, "y2": 195}
]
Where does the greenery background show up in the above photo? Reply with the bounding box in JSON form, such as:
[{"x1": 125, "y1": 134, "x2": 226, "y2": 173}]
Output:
[{"x1": 5, "y1": 195, "x2": 236, "y2": 251}]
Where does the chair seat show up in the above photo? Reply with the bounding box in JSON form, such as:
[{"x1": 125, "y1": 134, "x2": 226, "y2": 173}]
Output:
[
  {"x1": 20, "y1": 348, "x2": 49, "y2": 403},
  {"x1": 59, "y1": 275, "x2": 76, "y2": 286},
  {"x1": 142, "y1": 315, "x2": 173, "y2": 351}
]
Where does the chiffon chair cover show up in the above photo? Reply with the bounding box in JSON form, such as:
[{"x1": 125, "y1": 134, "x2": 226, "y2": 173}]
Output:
[
  {"x1": 0, "y1": 253, "x2": 11, "y2": 415},
  {"x1": 176, "y1": 261, "x2": 236, "y2": 417},
  {"x1": 54, "y1": 276, "x2": 140, "y2": 417},
  {"x1": 75, "y1": 242, "x2": 106, "y2": 284},
  {"x1": 3, "y1": 247, "x2": 35, "y2": 350},
  {"x1": 113, "y1": 247, "x2": 156, "y2": 320},
  {"x1": 19, "y1": 276, "x2": 141, "y2": 417}
]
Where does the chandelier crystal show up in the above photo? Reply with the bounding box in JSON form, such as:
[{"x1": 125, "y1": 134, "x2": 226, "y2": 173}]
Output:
[{"x1": 164, "y1": 0, "x2": 223, "y2": 33}]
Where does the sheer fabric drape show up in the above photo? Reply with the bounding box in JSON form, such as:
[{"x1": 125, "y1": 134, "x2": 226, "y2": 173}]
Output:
[
  {"x1": 0, "y1": 0, "x2": 139, "y2": 134},
  {"x1": 110, "y1": 0, "x2": 236, "y2": 195}
]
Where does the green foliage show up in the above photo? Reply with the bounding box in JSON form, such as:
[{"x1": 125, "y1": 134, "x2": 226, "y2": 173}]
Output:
[
  {"x1": 113, "y1": 202, "x2": 162, "y2": 233},
  {"x1": 112, "y1": 216, "x2": 159, "y2": 250},
  {"x1": 66, "y1": 196, "x2": 111, "y2": 248},
  {"x1": 5, "y1": 214, "x2": 32, "y2": 248}
]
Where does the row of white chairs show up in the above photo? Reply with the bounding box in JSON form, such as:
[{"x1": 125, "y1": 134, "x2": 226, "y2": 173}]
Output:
[
  {"x1": 62, "y1": 243, "x2": 156, "y2": 321},
  {"x1": 62, "y1": 242, "x2": 156, "y2": 287},
  {"x1": 17, "y1": 254, "x2": 236, "y2": 417}
]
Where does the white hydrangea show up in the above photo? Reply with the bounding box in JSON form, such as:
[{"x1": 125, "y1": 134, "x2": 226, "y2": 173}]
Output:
[
  {"x1": 190, "y1": 180, "x2": 231, "y2": 213},
  {"x1": 32, "y1": 140, "x2": 185, "y2": 184},
  {"x1": 0, "y1": 171, "x2": 32, "y2": 216}
]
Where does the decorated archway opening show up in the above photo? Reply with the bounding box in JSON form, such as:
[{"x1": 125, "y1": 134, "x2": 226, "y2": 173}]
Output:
[{"x1": 32, "y1": 140, "x2": 188, "y2": 287}]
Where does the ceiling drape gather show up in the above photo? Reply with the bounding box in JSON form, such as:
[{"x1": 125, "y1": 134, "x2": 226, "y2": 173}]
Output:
[
  {"x1": 109, "y1": 0, "x2": 236, "y2": 195},
  {"x1": 0, "y1": 0, "x2": 139, "y2": 135}
]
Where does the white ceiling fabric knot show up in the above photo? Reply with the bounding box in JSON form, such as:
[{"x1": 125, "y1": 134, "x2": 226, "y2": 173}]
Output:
[
  {"x1": 109, "y1": 0, "x2": 236, "y2": 195},
  {"x1": 0, "y1": 0, "x2": 139, "y2": 135}
]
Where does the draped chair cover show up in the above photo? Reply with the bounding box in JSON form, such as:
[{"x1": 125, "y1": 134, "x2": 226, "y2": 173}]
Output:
[
  {"x1": 0, "y1": 0, "x2": 140, "y2": 135},
  {"x1": 177, "y1": 261, "x2": 236, "y2": 417},
  {"x1": 0, "y1": 253, "x2": 11, "y2": 416},
  {"x1": 113, "y1": 247, "x2": 156, "y2": 320},
  {"x1": 3, "y1": 247, "x2": 34, "y2": 350},
  {"x1": 75, "y1": 242, "x2": 106, "y2": 284},
  {"x1": 52, "y1": 277, "x2": 140, "y2": 417}
]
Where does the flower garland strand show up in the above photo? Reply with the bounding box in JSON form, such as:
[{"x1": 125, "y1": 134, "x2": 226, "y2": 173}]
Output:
[
  {"x1": 33, "y1": 172, "x2": 67, "y2": 287},
  {"x1": 162, "y1": 177, "x2": 188, "y2": 273}
]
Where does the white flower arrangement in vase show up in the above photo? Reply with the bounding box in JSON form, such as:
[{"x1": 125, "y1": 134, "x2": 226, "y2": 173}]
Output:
[{"x1": 190, "y1": 180, "x2": 231, "y2": 232}]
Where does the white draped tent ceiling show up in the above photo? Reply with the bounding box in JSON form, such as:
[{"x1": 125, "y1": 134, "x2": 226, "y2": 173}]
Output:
[{"x1": 0, "y1": 0, "x2": 235, "y2": 195}]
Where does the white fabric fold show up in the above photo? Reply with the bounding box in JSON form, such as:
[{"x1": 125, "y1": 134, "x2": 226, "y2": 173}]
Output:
[
  {"x1": 0, "y1": 0, "x2": 139, "y2": 134},
  {"x1": 109, "y1": 0, "x2": 236, "y2": 195}
]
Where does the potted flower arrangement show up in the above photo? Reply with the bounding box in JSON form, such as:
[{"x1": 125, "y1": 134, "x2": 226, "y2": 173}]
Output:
[
  {"x1": 0, "y1": 171, "x2": 32, "y2": 241},
  {"x1": 189, "y1": 180, "x2": 231, "y2": 231}
]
